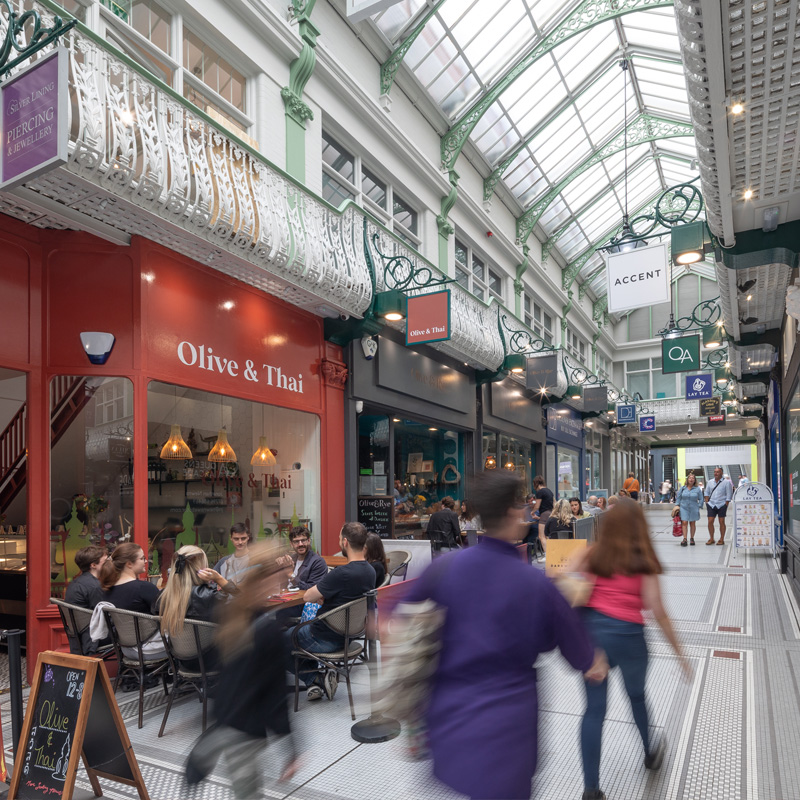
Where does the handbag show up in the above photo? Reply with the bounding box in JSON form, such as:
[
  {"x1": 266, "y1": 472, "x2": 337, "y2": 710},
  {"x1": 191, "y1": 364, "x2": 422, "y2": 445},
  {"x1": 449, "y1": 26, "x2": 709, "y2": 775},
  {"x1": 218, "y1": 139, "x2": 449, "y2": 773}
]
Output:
[{"x1": 672, "y1": 516, "x2": 684, "y2": 537}]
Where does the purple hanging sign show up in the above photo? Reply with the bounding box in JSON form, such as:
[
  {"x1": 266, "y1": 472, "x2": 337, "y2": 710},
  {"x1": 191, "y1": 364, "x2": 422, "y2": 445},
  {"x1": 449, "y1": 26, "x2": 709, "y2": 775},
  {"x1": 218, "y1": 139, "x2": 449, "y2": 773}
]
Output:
[{"x1": 1, "y1": 48, "x2": 68, "y2": 190}]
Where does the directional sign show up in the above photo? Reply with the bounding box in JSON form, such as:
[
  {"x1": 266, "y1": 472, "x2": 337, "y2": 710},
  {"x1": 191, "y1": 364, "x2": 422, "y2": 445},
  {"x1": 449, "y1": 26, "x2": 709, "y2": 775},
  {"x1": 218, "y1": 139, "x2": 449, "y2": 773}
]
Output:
[
  {"x1": 685, "y1": 373, "x2": 713, "y2": 400},
  {"x1": 616, "y1": 403, "x2": 637, "y2": 424},
  {"x1": 639, "y1": 415, "x2": 656, "y2": 433},
  {"x1": 662, "y1": 335, "x2": 700, "y2": 374}
]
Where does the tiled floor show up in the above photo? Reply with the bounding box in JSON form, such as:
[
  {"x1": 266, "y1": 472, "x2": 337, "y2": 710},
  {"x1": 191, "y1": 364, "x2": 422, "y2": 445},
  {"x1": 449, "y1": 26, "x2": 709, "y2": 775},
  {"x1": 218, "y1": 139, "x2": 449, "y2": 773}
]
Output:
[{"x1": 3, "y1": 512, "x2": 800, "y2": 799}]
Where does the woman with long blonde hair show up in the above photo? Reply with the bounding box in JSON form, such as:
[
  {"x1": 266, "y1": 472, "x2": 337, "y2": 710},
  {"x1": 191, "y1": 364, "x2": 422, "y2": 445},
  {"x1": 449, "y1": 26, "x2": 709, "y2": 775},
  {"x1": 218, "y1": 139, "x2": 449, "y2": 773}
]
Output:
[
  {"x1": 569, "y1": 499, "x2": 690, "y2": 800},
  {"x1": 545, "y1": 497, "x2": 576, "y2": 540},
  {"x1": 186, "y1": 541, "x2": 298, "y2": 798}
]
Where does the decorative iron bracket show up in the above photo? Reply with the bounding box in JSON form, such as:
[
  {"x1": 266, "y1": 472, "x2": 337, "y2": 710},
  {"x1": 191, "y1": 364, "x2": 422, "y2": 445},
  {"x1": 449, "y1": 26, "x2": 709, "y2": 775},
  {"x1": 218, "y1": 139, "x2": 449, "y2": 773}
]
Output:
[
  {"x1": 498, "y1": 311, "x2": 556, "y2": 356},
  {"x1": 562, "y1": 352, "x2": 604, "y2": 388},
  {"x1": 0, "y1": 1, "x2": 77, "y2": 77},
  {"x1": 370, "y1": 229, "x2": 454, "y2": 293},
  {"x1": 657, "y1": 297, "x2": 721, "y2": 338}
]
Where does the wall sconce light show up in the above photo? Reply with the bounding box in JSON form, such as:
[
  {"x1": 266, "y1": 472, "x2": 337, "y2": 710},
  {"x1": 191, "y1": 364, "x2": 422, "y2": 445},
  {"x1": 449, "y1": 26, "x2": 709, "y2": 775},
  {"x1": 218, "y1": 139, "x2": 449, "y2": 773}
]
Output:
[
  {"x1": 715, "y1": 368, "x2": 729, "y2": 386},
  {"x1": 702, "y1": 325, "x2": 722, "y2": 348},
  {"x1": 670, "y1": 221, "x2": 712, "y2": 265},
  {"x1": 502, "y1": 354, "x2": 526, "y2": 374},
  {"x1": 373, "y1": 289, "x2": 407, "y2": 321},
  {"x1": 567, "y1": 384, "x2": 583, "y2": 400},
  {"x1": 79, "y1": 332, "x2": 115, "y2": 365}
]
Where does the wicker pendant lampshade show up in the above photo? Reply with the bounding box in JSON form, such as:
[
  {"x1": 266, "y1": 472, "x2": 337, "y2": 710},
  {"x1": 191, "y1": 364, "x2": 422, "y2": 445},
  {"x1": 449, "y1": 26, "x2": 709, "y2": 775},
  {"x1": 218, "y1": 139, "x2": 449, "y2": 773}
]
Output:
[
  {"x1": 250, "y1": 436, "x2": 277, "y2": 467},
  {"x1": 160, "y1": 424, "x2": 192, "y2": 459},
  {"x1": 208, "y1": 428, "x2": 237, "y2": 463}
]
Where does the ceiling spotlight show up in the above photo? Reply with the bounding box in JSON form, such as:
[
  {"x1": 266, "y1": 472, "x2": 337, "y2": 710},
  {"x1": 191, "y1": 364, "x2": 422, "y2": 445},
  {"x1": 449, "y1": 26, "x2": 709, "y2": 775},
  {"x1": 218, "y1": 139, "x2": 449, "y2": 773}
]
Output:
[
  {"x1": 746, "y1": 294, "x2": 752, "y2": 301},
  {"x1": 731, "y1": 102, "x2": 744, "y2": 115},
  {"x1": 744, "y1": 189, "x2": 754, "y2": 200}
]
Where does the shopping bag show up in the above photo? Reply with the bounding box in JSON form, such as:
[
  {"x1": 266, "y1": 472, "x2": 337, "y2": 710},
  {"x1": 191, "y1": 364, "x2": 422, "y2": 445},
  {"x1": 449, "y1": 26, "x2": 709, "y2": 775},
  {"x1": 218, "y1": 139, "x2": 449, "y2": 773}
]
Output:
[{"x1": 672, "y1": 516, "x2": 684, "y2": 537}]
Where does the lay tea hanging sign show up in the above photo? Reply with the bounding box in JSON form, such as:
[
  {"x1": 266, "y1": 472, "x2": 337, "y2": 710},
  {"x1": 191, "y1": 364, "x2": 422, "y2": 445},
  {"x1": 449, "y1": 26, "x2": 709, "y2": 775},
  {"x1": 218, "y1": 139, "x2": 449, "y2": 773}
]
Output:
[
  {"x1": 1, "y1": 48, "x2": 69, "y2": 190},
  {"x1": 405, "y1": 290, "x2": 451, "y2": 346}
]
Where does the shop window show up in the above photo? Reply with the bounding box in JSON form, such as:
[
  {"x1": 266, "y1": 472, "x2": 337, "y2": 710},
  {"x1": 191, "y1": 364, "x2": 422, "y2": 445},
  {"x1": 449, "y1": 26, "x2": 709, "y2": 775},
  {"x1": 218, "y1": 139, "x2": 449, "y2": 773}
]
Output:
[
  {"x1": 482, "y1": 431, "x2": 498, "y2": 470},
  {"x1": 499, "y1": 434, "x2": 532, "y2": 497},
  {"x1": 146, "y1": 382, "x2": 320, "y2": 585},
  {"x1": 523, "y1": 293, "x2": 554, "y2": 344},
  {"x1": 50, "y1": 377, "x2": 134, "y2": 598},
  {"x1": 321, "y1": 130, "x2": 422, "y2": 249},
  {"x1": 357, "y1": 414, "x2": 390, "y2": 497},
  {"x1": 393, "y1": 419, "x2": 465, "y2": 539},
  {"x1": 455, "y1": 238, "x2": 503, "y2": 303},
  {"x1": 556, "y1": 447, "x2": 580, "y2": 500}
]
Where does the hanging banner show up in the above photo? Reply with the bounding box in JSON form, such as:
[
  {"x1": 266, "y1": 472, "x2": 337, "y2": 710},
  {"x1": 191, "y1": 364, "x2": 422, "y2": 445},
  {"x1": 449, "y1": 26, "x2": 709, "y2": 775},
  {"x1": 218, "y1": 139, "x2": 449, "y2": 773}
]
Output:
[
  {"x1": 699, "y1": 396, "x2": 722, "y2": 416},
  {"x1": 526, "y1": 354, "x2": 558, "y2": 392},
  {"x1": 605, "y1": 241, "x2": 669, "y2": 313},
  {"x1": 583, "y1": 385, "x2": 608, "y2": 412},
  {"x1": 685, "y1": 373, "x2": 713, "y2": 400},
  {"x1": 708, "y1": 414, "x2": 726, "y2": 427},
  {"x1": 405, "y1": 290, "x2": 451, "y2": 345},
  {"x1": 661, "y1": 335, "x2": 700, "y2": 374},
  {"x1": 639, "y1": 415, "x2": 656, "y2": 433},
  {"x1": 616, "y1": 403, "x2": 637, "y2": 424},
  {"x1": 1, "y1": 48, "x2": 69, "y2": 190}
]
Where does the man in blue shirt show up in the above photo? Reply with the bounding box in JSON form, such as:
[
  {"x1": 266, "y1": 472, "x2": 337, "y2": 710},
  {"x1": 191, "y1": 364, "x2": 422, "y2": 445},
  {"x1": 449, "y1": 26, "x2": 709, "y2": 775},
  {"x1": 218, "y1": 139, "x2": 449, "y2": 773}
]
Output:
[{"x1": 704, "y1": 467, "x2": 733, "y2": 545}]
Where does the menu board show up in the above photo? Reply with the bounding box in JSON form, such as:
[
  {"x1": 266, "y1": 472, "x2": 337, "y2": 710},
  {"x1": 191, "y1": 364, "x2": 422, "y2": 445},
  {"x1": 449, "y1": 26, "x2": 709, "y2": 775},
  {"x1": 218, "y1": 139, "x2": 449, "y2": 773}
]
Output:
[
  {"x1": 732, "y1": 482, "x2": 775, "y2": 553},
  {"x1": 357, "y1": 496, "x2": 393, "y2": 539}
]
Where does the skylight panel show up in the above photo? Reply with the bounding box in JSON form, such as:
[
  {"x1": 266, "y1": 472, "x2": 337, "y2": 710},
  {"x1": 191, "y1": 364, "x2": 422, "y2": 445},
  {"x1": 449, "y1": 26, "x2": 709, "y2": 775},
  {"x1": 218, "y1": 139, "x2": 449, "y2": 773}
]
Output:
[
  {"x1": 560, "y1": 163, "x2": 612, "y2": 209},
  {"x1": 561, "y1": 231, "x2": 592, "y2": 262},
  {"x1": 406, "y1": 13, "x2": 448, "y2": 69},
  {"x1": 373, "y1": 0, "x2": 425, "y2": 42},
  {"x1": 556, "y1": 22, "x2": 618, "y2": 90},
  {"x1": 539, "y1": 197, "x2": 573, "y2": 232},
  {"x1": 529, "y1": 0, "x2": 576, "y2": 31}
]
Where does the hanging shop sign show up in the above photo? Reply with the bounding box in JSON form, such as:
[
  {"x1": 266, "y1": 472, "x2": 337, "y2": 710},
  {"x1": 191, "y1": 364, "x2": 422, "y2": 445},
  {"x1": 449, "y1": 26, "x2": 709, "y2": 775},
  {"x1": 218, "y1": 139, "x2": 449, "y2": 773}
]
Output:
[
  {"x1": 583, "y1": 386, "x2": 608, "y2": 413},
  {"x1": 732, "y1": 481, "x2": 775, "y2": 554},
  {"x1": 685, "y1": 373, "x2": 713, "y2": 400},
  {"x1": 708, "y1": 414, "x2": 726, "y2": 427},
  {"x1": 661, "y1": 335, "x2": 700, "y2": 374},
  {"x1": 526, "y1": 354, "x2": 558, "y2": 392},
  {"x1": 616, "y1": 403, "x2": 637, "y2": 424},
  {"x1": 605, "y1": 241, "x2": 669, "y2": 314},
  {"x1": 700, "y1": 397, "x2": 722, "y2": 416},
  {"x1": 1, "y1": 48, "x2": 69, "y2": 190},
  {"x1": 639, "y1": 415, "x2": 656, "y2": 433},
  {"x1": 405, "y1": 290, "x2": 451, "y2": 346}
]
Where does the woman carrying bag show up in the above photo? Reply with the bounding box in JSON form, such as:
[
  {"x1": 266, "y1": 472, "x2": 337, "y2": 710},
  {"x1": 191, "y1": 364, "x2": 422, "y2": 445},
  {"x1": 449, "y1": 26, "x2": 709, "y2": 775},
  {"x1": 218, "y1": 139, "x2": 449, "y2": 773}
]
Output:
[{"x1": 676, "y1": 473, "x2": 704, "y2": 547}]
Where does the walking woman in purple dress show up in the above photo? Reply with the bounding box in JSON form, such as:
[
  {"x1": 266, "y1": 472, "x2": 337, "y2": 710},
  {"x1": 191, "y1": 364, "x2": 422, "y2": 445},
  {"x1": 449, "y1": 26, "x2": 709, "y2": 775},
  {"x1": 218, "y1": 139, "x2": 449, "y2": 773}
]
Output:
[{"x1": 405, "y1": 470, "x2": 606, "y2": 800}]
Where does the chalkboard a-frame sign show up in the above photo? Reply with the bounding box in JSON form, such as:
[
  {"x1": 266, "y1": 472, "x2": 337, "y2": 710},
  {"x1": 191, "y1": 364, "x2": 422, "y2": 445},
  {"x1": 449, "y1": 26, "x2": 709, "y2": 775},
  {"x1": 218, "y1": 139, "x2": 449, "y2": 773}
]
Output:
[{"x1": 9, "y1": 652, "x2": 149, "y2": 800}]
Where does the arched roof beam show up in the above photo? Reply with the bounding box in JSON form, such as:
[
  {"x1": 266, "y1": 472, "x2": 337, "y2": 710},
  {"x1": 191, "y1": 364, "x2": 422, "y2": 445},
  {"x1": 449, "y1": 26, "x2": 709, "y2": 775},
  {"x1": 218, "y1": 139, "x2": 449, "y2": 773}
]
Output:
[
  {"x1": 484, "y1": 46, "x2": 682, "y2": 205},
  {"x1": 516, "y1": 113, "x2": 693, "y2": 245},
  {"x1": 440, "y1": 0, "x2": 675, "y2": 171},
  {"x1": 544, "y1": 151, "x2": 696, "y2": 262}
]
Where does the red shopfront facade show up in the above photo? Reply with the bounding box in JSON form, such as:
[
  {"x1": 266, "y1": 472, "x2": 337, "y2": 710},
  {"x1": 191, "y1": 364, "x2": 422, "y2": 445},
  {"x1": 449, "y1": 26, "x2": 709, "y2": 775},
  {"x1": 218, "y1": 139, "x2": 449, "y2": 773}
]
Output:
[{"x1": 0, "y1": 214, "x2": 347, "y2": 676}]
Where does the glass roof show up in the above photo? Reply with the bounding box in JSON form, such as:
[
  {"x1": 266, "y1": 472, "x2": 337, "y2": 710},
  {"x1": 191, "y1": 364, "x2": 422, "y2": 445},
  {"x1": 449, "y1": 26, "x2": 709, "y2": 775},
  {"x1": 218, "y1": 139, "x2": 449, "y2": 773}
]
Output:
[{"x1": 372, "y1": 0, "x2": 703, "y2": 301}]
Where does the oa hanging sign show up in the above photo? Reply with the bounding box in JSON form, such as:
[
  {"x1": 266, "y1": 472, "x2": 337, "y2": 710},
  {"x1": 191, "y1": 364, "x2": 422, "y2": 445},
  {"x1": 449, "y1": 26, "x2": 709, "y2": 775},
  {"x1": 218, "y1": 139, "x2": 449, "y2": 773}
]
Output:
[{"x1": 662, "y1": 335, "x2": 700, "y2": 374}]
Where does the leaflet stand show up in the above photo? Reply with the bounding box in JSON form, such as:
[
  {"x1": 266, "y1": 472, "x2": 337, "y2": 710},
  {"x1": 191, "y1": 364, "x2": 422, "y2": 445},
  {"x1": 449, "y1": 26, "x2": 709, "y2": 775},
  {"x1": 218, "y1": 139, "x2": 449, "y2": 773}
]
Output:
[{"x1": 732, "y1": 482, "x2": 776, "y2": 558}]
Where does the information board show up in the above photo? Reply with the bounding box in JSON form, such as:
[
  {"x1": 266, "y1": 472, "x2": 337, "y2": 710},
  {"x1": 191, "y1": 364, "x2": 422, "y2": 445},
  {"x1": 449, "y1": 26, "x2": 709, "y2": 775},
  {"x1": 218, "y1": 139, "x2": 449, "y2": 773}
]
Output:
[
  {"x1": 9, "y1": 652, "x2": 149, "y2": 800},
  {"x1": 732, "y1": 481, "x2": 775, "y2": 556},
  {"x1": 357, "y1": 496, "x2": 393, "y2": 539},
  {"x1": 545, "y1": 538, "x2": 586, "y2": 577}
]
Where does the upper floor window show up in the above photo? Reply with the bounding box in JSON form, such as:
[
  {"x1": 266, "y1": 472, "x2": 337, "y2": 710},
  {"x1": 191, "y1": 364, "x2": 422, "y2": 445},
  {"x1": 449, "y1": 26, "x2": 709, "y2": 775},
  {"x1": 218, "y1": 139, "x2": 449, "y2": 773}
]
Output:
[
  {"x1": 321, "y1": 131, "x2": 421, "y2": 249},
  {"x1": 183, "y1": 28, "x2": 245, "y2": 112},
  {"x1": 597, "y1": 352, "x2": 610, "y2": 380},
  {"x1": 625, "y1": 357, "x2": 677, "y2": 400},
  {"x1": 455, "y1": 238, "x2": 503, "y2": 303},
  {"x1": 523, "y1": 294, "x2": 554, "y2": 344},
  {"x1": 565, "y1": 329, "x2": 587, "y2": 365}
]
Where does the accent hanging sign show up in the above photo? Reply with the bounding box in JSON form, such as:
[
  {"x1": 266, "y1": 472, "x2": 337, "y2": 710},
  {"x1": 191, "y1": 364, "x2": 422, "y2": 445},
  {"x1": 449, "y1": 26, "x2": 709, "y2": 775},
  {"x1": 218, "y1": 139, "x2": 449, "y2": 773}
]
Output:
[
  {"x1": 661, "y1": 335, "x2": 700, "y2": 374},
  {"x1": 685, "y1": 373, "x2": 713, "y2": 400},
  {"x1": 605, "y1": 241, "x2": 669, "y2": 314},
  {"x1": 1, "y1": 48, "x2": 69, "y2": 190},
  {"x1": 699, "y1": 396, "x2": 722, "y2": 416},
  {"x1": 405, "y1": 290, "x2": 451, "y2": 346}
]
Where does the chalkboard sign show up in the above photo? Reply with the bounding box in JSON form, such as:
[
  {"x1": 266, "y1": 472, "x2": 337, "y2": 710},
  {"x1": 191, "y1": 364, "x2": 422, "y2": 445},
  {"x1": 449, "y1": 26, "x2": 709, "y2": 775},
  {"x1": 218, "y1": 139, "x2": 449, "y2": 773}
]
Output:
[
  {"x1": 9, "y1": 652, "x2": 149, "y2": 800},
  {"x1": 358, "y1": 496, "x2": 393, "y2": 539}
]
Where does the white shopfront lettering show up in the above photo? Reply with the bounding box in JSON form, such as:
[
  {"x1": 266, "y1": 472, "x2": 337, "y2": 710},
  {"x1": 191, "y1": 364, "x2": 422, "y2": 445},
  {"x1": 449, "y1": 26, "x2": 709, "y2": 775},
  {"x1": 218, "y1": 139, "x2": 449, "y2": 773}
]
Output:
[{"x1": 176, "y1": 341, "x2": 303, "y2": 393}]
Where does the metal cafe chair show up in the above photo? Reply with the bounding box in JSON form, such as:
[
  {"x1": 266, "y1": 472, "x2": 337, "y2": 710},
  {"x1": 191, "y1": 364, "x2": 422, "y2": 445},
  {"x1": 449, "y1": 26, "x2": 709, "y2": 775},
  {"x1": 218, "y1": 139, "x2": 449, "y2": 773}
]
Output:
[{"x1": 51, "y1": 597, "x2": 115, "y2": 660}]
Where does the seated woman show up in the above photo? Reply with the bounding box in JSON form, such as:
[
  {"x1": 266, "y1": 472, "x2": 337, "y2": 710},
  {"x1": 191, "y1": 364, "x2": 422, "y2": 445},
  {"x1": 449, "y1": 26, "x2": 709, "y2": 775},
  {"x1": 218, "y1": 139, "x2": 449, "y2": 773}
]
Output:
[
  {"x1": 570, "y1": 497, "x2": 589, "y2": 520},
  {"x1": 458, "y1": 499, "x2": 481, "y2": 544},
  {"x1": 545, "y1": 499, "x2": 575, "y2": 540},
  {"x1": 365, "y1": 533, "x2": 389, "y2": 586}
]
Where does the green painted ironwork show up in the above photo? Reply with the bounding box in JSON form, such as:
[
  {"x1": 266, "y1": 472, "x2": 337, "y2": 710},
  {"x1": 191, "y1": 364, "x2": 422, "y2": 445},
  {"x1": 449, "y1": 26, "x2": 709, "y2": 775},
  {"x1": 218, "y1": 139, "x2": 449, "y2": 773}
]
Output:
[
  {"x1": 516, "y1": 114, "x2": 692, "y2": 245},
  {"x1": 657, "y1": 297, "x2": 721, "y2": 338},
  {"x1": 380, "y1": 0, "x2": 450, "y2": 97},
  {"x1": 513, "y1": 244, "x2": 530, "y2": 318},
  {"x1": 592, "y1": 296, "x2": 608, "y2": 323},
  {"x1": 440, "y1": 0, "x2": 674, "y2": 172},
  {"x1": 498, "y1": 309, "x2": 556, "y2": 357},
  {"x1": 0, "y1": 0, "x2": 77, "y2": 76},
  {"x1": 437, "y1": 168, "x2": 459, "y2": 271},
  {"x1": 561, "y1": 291, "x2": 574, "y2": 334},
  {"x1": 563, "y1": 351, "x2": 604, "y2": 388}
]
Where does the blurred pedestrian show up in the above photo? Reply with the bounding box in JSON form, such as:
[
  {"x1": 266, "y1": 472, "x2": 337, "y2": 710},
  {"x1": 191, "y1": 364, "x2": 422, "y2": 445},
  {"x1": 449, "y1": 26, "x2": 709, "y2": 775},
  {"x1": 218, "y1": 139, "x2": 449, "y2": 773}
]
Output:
[
  {"x1": 532, "y1": 475, "x2": 555, "y2": 556},
  {"x1": 186, "y1": 542, "x2": 299, "y2": 798},
  {"x1": 568, "y1": 499, "x2": 690, "y2": 800},
  {"x1": 403, "y1": 470, "x2": 606, "y2": 800}
]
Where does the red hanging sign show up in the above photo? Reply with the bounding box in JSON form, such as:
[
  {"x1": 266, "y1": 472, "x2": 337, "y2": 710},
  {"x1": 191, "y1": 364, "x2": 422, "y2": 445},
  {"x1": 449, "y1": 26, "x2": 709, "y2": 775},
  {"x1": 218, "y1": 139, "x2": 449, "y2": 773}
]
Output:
[{"x1": 405, "y1": 290, "x2": 451, "y2": 346}]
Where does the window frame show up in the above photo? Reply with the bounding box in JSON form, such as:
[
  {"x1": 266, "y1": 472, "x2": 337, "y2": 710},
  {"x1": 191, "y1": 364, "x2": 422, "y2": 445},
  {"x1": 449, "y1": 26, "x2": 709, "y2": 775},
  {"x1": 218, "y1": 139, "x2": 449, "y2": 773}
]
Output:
[
  {"x1": 454, "y1": 236, "x2": 503, "y2": 304},
  {"x1": 565, "y1": 329, "x2": 587, "y2": 365},
  {"x1": 523, "y1": 292, "x2": 554, "y2": 344}
]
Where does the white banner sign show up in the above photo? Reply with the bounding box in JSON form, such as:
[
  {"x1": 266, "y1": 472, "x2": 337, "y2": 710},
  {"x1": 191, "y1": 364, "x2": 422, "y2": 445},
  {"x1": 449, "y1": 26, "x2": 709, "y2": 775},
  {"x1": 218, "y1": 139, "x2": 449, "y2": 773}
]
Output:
[{"x1": 605, "y1": 241, "x2": 670, "y2": 314}]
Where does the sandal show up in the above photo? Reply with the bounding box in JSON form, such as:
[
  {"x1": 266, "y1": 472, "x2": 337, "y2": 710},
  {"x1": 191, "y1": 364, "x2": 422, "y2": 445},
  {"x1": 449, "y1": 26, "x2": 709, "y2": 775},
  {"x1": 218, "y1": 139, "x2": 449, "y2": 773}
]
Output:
[
  {"x1": 681, "y1": 538, "x2": 687, "y2": 547},
  {"x1": 717, "y1": 539, "x2": 725, "y2": 545},
  {"x1": 690, "y1": 538, "x2": 695, "y2": 545},
  {"x1": 706, "y1": 539, "x2": 715, "y2": 545}
]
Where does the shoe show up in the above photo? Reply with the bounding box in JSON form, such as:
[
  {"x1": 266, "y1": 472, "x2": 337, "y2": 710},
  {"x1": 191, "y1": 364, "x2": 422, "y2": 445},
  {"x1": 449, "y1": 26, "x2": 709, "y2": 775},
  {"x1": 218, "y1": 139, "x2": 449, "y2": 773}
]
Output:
[
  {"x1": 185, "y1": 755, "x2": 207, "y2": 786},
  {"x1": 706, "y1": 539, "x2": 715, "y2": 545},
  {"x1": 644, "y1": 735, "x2": 666, "y2": 770},
  {"x1": 690, "y1": 539, "x2": 695, "y2": 545},
  {"x1": 536, "y1": 554, "x2": 546, "y2": 563},
  {"x1": 680, "y1": 539, "x2": 687, "y2": 547},
  {"x1": 582, "y1": 791, "x2": 606, "y2": 800},
  {"x1": 306, "y1": 684, "x2": 324, "y2": 701},
  {"x1": 324, "y1": 670, "x2": 339, "y2": 701},
  {"x1": 717, "y1": 539, "x2": 725, "y2": 546}
]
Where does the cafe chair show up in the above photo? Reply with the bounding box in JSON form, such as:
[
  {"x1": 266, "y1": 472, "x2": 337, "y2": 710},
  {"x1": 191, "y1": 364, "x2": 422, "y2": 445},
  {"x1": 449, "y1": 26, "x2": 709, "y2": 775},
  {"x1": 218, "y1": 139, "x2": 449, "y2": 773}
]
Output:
[
  {"x1": 104, "y1": 607, "x2": 170, "y2": 729},
  {"x1": 158, "y1": 618, "x2": 219, "y2": 737},
  {"x1": 386, "y1": 550, "x2": 411, "y2": 583},
  {"x1": 428, "y1": 528, "x2": 461, "y2": 554},
  {"x1": 51, "y1": 598, "x2": 115, "y2": 661},
  {"x1": 291, "y1": 595, "x2": 368, "y2": 721}
]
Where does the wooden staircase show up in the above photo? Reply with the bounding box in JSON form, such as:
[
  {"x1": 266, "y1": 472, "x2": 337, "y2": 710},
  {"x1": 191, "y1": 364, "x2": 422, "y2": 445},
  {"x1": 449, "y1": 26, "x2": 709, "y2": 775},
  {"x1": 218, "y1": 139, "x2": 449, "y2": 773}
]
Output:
[{"x1": 0, "y1": 378, "x2": 95, "y2": 513}]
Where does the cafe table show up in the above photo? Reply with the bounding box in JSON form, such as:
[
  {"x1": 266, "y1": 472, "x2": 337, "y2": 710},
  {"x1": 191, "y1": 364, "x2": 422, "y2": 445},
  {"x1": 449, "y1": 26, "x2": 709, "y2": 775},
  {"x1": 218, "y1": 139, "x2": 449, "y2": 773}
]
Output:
[
  {"x1": 323, "y1": 554, "x2": 347, "y2": 567},
  {"x1": 264, "y1": 589, "x2": 306, "y2": 611}
]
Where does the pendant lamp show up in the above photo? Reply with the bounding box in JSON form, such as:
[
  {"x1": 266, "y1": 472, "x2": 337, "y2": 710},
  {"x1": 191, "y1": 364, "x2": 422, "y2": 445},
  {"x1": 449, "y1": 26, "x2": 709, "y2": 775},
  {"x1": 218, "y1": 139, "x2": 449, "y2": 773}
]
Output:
[
  {"x1": 484, "y1": 455, "x2": 497, "y2": 469},
  {"x1": 209, "y1": 395, "x2": 237, "y2": 463},
  {"x1": 160, "y1": 385, "x2": 192, "y2": 460},
  {"x1": 251, "y1": 436, "x2": 277, "y2": 467}
]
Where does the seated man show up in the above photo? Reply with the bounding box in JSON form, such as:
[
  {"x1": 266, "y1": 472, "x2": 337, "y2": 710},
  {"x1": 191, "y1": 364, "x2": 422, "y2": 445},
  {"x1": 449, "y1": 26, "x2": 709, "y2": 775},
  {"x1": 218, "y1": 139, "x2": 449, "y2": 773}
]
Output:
[
  {"x1": 289, "y1": 522, "x2": 375, "y2": 702},
  {"x1": 426, "y1": 496, "x2": 462, "y2": 551},
  {"x1": 64, "y1": 545, "x2": 108, "y2": 654},
  {"x1": 278, "y1": 526, "x2": 328, "y2": 590},
  {"x1": 585, "y1": 496, "x2": 601, "y2": 516}
]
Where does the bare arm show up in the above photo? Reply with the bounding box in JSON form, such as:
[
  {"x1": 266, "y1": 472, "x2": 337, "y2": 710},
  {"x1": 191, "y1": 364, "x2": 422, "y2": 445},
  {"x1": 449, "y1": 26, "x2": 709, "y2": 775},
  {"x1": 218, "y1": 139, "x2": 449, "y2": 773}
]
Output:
[
  {"x1": 642, "y1": 575, "x2": 692, "y2": 680},
  {"x1": 303, "y1": 583, "x2": 324, "y2": 605}
]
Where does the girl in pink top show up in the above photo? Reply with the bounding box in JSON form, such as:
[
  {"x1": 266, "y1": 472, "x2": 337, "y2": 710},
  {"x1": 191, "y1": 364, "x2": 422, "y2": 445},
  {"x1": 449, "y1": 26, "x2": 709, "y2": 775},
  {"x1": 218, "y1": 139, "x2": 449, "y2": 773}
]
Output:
[{"x1": 569, "y1": 499, "x2": 690, "y2": 800}]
